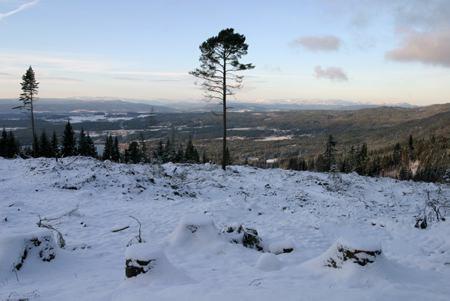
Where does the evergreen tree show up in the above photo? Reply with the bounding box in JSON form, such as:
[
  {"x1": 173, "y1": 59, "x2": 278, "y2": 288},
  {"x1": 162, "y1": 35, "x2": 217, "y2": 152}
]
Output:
[
  {"x1": 62, "y1": 121, "x2": 76, "y2": 157},
  {"x1": 111, "y1": 136, "x2": 121, "y2": 162},
  {"x1": 78, "y1": 129, "x2": 96, "y2": 157},
  {"x1": 393, "y1": 142, "x2": 402, "y2": 166},
  {"x1": 408, "y1": 134, "x2": 415, "y2": 161},
  {"x1": 355, "y1": 143, "x2": 368, "y2": 174},
  {"x1": 323, "y1": 135, "x2": 337, "y2": 171},
  {"x1": 103, "y1": 135, "x2": 113, "y2": 160},
  {"x1": 154, "y1": 140, "x2": 164, "y2": 162},
  {"x1": 15, "y1": 67, "x2": 39, "y2": 155},
  {"x1": 39, "y1": 131, "x2": 52, "y2": 157},
  {"x1": 78, "y1": 128, "x2": 87, "y2": 156},
  {"x1": 32, "y1": 135, "x2": 40, "y2": 158},
  {"x1": 367, "y1": 156, "x2": 382, "y2": 177},
  {"x1": 51, "y1": 131, "x2": 59, "y2": 158},
  {"x1": 0, "y1": 128, "x2": 7, "y2": 157},
  {"x1": 191, "y1": 28, "x2": 254, "y2": 170},
  {"x1": 315, "y1": 154, "x2": 327, "y2": 172},
  {"x1": 175, "y1": 146, "x2": 184, "y2": 163},
  {"x1": 125, "y1": 141, "x2": 141, "y2": 164},
  {"x1": 184, "y1": 137, "x2": 199, "y2": 163},
  {"x1": 7, "y1": 131, "x2": 19, "y2": 158},
  {"x1": 139, "y1": 133, "x2": 148, "y2": 163},
  {"x1": 86, "y1": 133, "x2": 97, "y2": 158},
  {"x1": 1, "y1": 130, "x2": 20, "y2": 158}
]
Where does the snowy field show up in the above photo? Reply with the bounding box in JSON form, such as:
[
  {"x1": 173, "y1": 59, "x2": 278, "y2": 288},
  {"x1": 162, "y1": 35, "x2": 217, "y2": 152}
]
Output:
[{"x1": 0, "y1": 157, "x2": 450, "y2": 301}]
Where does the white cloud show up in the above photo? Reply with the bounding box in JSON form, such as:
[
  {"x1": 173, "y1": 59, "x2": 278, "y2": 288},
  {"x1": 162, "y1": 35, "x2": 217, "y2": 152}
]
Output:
[
  {"x1": 386, "y1": 29, "x2": 450, "y2": 68},
  {"x1": 291, "y1": 35, "x2": 341, "y2": 51},
  {"x1": 0, "y1": 0, "x2": 38, "y2": 21},
  {"x1": 314, "y1": 66, "x2": 348, "y2": 82}
]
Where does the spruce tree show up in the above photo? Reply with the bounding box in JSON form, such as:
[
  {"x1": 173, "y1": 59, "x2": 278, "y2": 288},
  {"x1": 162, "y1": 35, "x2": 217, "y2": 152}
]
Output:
[
  {"x1": 3, "y1": 131, "x2": 19, "y2": 158},
  {"x1": 125, "y1": 141, "x2": 141, "y2": 164},
  {"x1": 51, "y1": 131, "x2": 59, "y2": 158},
  {"x1": 408, "y1": 134, "x2": 415, "y2": 161},
  {"x1": 15, "y1": 67, "x2": 39, "y2": 155},
  {"x1": 139, "y1": 133, "x2": 148, "y2": 163},
  {"x1": 175, "y1": 146, "x2": 184, "y2": 163},
  {"x1": 0, "y1": 128, "x2": 7, "y2": 157},
  {"x1": 355, "y1": 143, "x2": 368, "y2": 174},
  {"x1": 185, "y1": 137, "x2": 197, "y2": 162},
  {"x1": 323, "y1": 135, "x2": 337, "y2": 171},
  {"x1": 112, "y1": 137, "x2": 120, "y2": 162},
  {"x1": 103, "y1": 135, "x2": 113, "y2": 160},
  {"x1": 78, "y1": 128, "x2": 87, "y2": 156},
  {"x1": 62, "y1": 121, "x2": 76, "y2": 157},
  {"x1": 85, "y1": 133, "x2": 97, "y2": 158},
  {"x1": 32, "y1": 135, "x2": 40, "y2": 158},
  {"x1": 39, "y1": 131, "x2": 52, "y2": 157},
  {"x1": 154, "y1": 140, "x2": 164, "y2": 162},
  {"x1": 393, "y1": 143, "x2": 402, "y2": 166}
]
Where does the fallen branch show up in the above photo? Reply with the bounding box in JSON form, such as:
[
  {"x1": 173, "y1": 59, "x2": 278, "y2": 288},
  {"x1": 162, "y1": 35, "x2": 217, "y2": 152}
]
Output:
[
  {"x1": 39, "y1": 205, "x2": 79, "y2": 224},
  {"x1": 37, "y1": 216, "x2": 66, "y2": 248},
  {"x1": 111, "y1": 225, "x2": 130, "y2": 233}
]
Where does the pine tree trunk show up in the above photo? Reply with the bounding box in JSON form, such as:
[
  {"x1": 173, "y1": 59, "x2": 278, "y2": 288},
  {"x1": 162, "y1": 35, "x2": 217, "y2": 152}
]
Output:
[
  {"x1": 30, "y1": 94, "x2": 37, "y2": 154},
  {"x1": 222, "y1": 56, "x2": 227, "y2": 170}
]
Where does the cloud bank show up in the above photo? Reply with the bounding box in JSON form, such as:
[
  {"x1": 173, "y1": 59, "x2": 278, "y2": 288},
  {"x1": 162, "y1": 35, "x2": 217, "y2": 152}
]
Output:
[
  {"x1": 386, "y1": 29, "x2": 450, "y2": 68},
  {"x1": 314, "y1": 66, "x2": 348, "y2": 82}
]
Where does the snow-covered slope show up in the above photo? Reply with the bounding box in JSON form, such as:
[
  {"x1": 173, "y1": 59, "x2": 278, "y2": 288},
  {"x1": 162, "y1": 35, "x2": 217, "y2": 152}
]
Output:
[{"x1": 0, "y1": 157, "x2": 449, "y2": 301}]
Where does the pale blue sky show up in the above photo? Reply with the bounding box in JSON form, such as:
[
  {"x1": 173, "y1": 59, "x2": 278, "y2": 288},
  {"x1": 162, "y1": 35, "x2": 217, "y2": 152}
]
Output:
[{"x1": 1, "y1": 0, "x2": 450, "y2": 105}]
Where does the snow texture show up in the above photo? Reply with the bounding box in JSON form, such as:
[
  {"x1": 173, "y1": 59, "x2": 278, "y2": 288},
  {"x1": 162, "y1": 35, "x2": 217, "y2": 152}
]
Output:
[{"x1": 0, "y1": 157, "x2": 450, "y2": 300}]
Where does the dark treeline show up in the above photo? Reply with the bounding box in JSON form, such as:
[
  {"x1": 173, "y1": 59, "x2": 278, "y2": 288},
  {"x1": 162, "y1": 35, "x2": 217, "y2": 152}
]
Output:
[
  {"x1": 0, "y1": 129, "x2": 20, "y2": 158},
  {"x1": 277, "y1": 134, "x2": 449, "y2": 183},
  {"x1": 0, "y1": 121, "x2": 207, "y2": 165},
  {"x1": 153, "y1": 136, "x2": 207, "y2": 164}
]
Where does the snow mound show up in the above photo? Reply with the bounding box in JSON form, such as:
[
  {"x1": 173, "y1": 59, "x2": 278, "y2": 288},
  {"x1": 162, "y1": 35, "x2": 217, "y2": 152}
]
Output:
[
  {"x1": 221, "y1": 224, "x2": 265, "y2": 251},
  {"x1": 124, "y1": 243, "x2": 191, "y2": 285},
  {"x1": 309, "y1": 239, "x2": 382, "y2": 270},
  {"x1": 256, "y1": 253, "x2": 282, "y2": 271},
  {"x1": 168, "y1": 214, "x2": 220, "y2": 247},
  {"x1": 125, "y1": 244, "x2": 167, "y2": 278},
  {"x1": 0, "y1": 230, "x2": 57, "y2": 281},
  {"x1": 267, "y1": 239, "x2": 295, "y2": 255}
]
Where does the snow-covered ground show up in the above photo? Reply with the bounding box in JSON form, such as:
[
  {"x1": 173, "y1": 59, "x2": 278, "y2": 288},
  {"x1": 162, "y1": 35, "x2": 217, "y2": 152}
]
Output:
[{"x1": 0, "y1": 157, "x2": 449, "y2": 301}]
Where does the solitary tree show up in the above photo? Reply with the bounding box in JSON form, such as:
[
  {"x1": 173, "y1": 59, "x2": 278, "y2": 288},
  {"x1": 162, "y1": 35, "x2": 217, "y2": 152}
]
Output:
[
  {"x1": 15, "y1": 67, "x2": 39, "y2": 154},
  {"x1": 62, "y1": 121, "x2": 76, "y2": 157},
  {"x1": 191, "y1": 28, "x2": 254, "y2": 170}
]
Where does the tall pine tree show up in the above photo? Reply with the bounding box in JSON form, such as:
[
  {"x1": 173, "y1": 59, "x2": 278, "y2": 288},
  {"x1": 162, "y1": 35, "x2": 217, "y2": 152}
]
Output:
[
  {"x1": 191, "y1": 28, "x2": 254, "y2": 170},
  {"x1": 15, "y1": 67, "x2": 39, "y2": 155}
]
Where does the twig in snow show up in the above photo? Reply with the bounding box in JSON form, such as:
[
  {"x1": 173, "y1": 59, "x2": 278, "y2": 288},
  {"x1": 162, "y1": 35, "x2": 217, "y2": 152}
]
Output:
[
  {"x1": 127, "y1": 216, "x2": 144, "y2": 246},
  {"x1": 37, "y1": 215, "x2": 66, "y2": 248},
  {"x1": 111, "y1": 225, "x2": 130, "y2": 233}
]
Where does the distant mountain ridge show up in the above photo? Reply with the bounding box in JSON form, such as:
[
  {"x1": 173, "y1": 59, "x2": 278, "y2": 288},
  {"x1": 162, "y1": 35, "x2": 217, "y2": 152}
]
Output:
[{"x1": 0, "y1": 98, "x2": 419, "y2": 114}]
